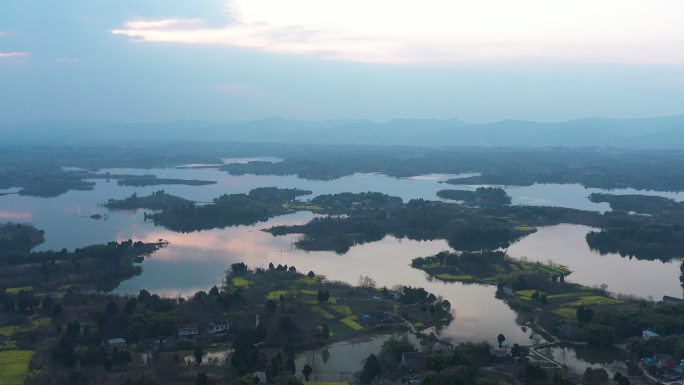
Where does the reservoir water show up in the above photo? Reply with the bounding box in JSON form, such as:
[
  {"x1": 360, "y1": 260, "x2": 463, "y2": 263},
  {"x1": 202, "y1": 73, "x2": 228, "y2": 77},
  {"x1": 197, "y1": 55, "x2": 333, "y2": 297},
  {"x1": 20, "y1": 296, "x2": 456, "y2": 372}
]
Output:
[{"x1": 1, "y1": 163, "x2": 682, "y2": 377}]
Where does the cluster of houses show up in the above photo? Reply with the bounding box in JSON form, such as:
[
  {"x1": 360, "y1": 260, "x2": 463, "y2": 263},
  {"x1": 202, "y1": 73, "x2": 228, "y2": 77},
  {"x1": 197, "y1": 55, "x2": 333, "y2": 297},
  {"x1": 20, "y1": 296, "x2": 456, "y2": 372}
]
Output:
[
  {"x1": 101, "y1": 320, "x2": 230, "y2": 353},
  {"x1": 640, "y1": 329, "x2": 684, "y2": 381},
  {"x1": 177, "y1": 320, "x2": 230, "y2": 338},
  {"x1": 358, "y1": 311, "x2": 403, "y2": 328}
]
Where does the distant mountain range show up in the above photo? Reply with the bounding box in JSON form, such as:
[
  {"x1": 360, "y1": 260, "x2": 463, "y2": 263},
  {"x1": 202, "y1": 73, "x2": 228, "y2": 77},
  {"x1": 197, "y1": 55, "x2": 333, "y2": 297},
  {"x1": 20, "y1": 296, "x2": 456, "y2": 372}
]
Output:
[{"x1": 3, "y1": 115, "x2": 684, "y2": 148}]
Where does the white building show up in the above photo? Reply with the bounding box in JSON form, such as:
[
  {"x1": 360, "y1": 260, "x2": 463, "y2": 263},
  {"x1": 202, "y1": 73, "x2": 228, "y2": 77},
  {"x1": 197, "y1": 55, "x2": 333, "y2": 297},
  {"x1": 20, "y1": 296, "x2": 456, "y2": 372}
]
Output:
[
  {"x1": 207, "y1": 321, "x2": 230, "y2": 335},
  {"x1": 178, "y1": 324, "x2": 199, "y2": 338},
  {"x1": 643, "y1": 329, "x2": 660, "y2": 340}
]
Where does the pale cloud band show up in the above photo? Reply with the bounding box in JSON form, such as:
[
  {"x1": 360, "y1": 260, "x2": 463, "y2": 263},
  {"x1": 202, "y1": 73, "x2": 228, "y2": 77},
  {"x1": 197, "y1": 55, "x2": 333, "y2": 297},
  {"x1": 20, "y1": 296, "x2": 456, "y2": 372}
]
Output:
[
  {"x1": 0, "y1": 52, "x2": 28, "y2": 59},
  {"x1": 108, "y1": 0, "x2": 684, "y2": 65}
]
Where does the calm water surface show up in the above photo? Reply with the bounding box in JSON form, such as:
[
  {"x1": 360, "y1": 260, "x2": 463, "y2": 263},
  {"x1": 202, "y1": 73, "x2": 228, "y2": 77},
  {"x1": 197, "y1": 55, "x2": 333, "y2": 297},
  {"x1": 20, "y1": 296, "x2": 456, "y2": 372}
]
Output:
[{"x1": 1, "y1": 164, "x2": 682, "y2": 376}]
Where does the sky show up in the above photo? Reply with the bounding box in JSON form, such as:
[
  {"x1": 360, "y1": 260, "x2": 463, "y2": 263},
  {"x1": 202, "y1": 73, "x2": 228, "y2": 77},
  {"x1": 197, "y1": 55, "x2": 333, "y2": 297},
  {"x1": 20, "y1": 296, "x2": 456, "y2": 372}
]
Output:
[{"x1": 1, "y1": 0, "x2": 684, "y2": 124}]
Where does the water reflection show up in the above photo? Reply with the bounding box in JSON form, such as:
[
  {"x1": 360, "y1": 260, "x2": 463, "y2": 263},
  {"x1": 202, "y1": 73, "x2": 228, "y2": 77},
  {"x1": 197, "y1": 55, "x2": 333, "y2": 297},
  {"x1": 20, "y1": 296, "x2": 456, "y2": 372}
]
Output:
[
  {"x1": 2, "y1": 166, "x2": 671, "y2": 378},
  {"x1": 0, "y1": 210, "x2": 33, "y2": 221},
  {"x1": 508, "y1": 224, "x2": 681, "y2": 299},
  {"x1": 1, "y1": 167, "x2": 680, "y2": 341},
  {"x1": 539, "y1": 344, "x2": 628, "y2": 376}
]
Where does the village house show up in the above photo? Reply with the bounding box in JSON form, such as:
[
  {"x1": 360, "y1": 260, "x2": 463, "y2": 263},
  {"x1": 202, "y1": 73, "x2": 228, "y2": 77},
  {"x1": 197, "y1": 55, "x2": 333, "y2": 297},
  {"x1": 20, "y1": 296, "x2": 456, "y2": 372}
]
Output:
[
  {"x1": 252, "y1": 371, "x2": 267, "y2": 384},
  {"x1": 178, "y1": 323, "x2": 199, "y2": 338},
  {"x1": 643, "y1": 329, "x2": 660, "y2": 340},
  {"x1": 401, "y1": 352, "x2": 427, "y2": 372},
  {"x1": 207, "y1": 320, "x2": 230, "y2": 335},
  {"x1": 102, "y1": 337, "x2": 127, "y2": 352},
  {"x1": 663, "y1": 296, "x2": 684, "y2": 306}
]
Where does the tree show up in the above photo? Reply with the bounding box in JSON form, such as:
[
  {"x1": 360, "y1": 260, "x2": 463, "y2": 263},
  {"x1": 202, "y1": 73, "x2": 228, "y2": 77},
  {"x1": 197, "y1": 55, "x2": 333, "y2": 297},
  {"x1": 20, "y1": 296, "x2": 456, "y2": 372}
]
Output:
[
  {"x1": 231, "y1": 262, "x2": 248, "y2": 276},
  {"x1": 266, "y1": 299, "x2": 277, "y2": 313},
  {"x1": 194, "y1": 347, "x2": 204, "y2": 365},
  {"x1": 41, "y1": 296, "x2": 54, "y2": 312},
  {"x1": 613, "y1": 372, "x2": 631, "y2": 385},
  {"x1": 106, "y1": 300, "x2": 119, "y2": 314},
  {"x1": 583, "y1": 367, "x2": 609, "y2": 385},
  {"x1": 196, "y1": 373, "x2": 208, "y2": 385},
  {"x1": 582, "y1": 325, "x2": 615, "y2": 347},
  {"x1": 307, "y1": 271, "x2": 315, "y2": 278},
  {"x1": 380, "y1": 336, "x2": 416, "y2": 363},
  {"x1": 316, "y1": 290, "x2": 330, "y2": 303},
  {"x1": 124, "y1": 298, "x2": 137, "y2": 315},
  {"x1": 497, "y1": 333, "x2": 506, "y2": 348},
  {"x1": 279, "y1": 316, "x2": 298, "y2": 334},
  {"x1": 576, "y1": 305, "x2": 594, "y2": 324},
  {"x1": 302, "y1": 364, "x2": 313, "y2": 381},
  {"x1": 358, "y1": 275, "x2": 377, "y2": 289},
  {"x1": 66, "y1": 320, "x2": 80, "y2": 339},
  {"x1": 51, "y1": 303, "x2": 63, "y2": 317},
  {"x1": 285, "y1": 355, "x2": 295, "y2": 374},
  {"x1": 524, "y1": 364, "x2": 547, "y2": 382},
  {"x1": 441, "y1": 300, "x2": 451, "y2": 311},
  {"x1": 209, "y1": 285, "x2": 220, "y2": 297},
  {"x1": 511, "y1": 344, "x2": 529, "y2": 361},
  {"x1": 359, "y1": 354, "x2": 381, "y2": 384}
]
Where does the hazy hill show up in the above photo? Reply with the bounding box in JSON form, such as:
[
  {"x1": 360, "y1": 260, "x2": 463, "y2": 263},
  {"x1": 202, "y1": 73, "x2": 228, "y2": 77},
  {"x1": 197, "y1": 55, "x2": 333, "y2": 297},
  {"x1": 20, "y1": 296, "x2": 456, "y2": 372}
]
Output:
[{"x1": 2, "y1": 115, "x2": 684, "y2": 148}]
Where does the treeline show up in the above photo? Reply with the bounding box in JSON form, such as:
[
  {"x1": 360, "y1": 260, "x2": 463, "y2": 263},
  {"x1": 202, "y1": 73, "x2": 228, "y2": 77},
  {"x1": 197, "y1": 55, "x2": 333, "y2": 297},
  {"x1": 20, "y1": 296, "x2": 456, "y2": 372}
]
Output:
[
  {"x1": 7, "y1": 144, "x2": 684, "y2": 196},
  {"x1": 0, "y1": 239, "x2": 162, "y2": 292},
  {"x1": 586, "y1": 223, "x2": 684, "y2": 261},
  {"x1": 220, "y1": 146, "x2": 684, "y2": 191},
  {"x1": 589, "y1": 193, "x2": 684, "y2": 216},
  {"x1": 148, "y1": 187, "x2": 312, "y2": 232},
  {"x1": 104, "y1": 190, "x2": 193, "y2": 210},
  {"x1": 0, "y1": 222, "x2": 45, "y2": 253},
  {"x1": 268, "y1": 195, "x2": 601, "y2": 253},
  {"x1": 0, "y1": 144, "x2": 227, "y2": 197},
  {"x1": 437, "y1": 187, "x2": 511, "y2": 207},
  {"x1": 310, "y1": 191, "x2": 403, "y2": 213}
]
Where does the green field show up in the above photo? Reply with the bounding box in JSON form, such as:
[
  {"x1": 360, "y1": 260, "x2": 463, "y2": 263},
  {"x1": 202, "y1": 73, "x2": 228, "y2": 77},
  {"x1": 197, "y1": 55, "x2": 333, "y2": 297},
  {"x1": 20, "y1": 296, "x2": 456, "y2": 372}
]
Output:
[
  {"x1": 282, "y1": 203, "x2": 322, "y2": 211},
  {"x1": 563, "y1": 295, "x2": 624, "y2": 307},
  {"x1": 340, "y1": 316, "x2": 364, "y2": 331},
  {"x1": 297, "y1": 276, "x2": 322, "y2": 285},
  {"x1": 0, "y1": 317, "x2": 51, "y2": 337},
  {"x1": 435, "y1": 273, "x2": 474, "y2": 282},
  {"x1": 311, "y1": 306, "x2": 336, "y2": 320},
  {"x1": 4, "y1": 287, "x2": 33, "y2": 294},
  {"x1": 0, "y1": 350, "x2": 33, "y2": 385},
  {"x1": 231, "y1": 277, "x2": 253, "y2": 287},
  {"x1": 553, "y1": 307, "x2": 577, "y2": 319},
  {"x1": 328, "y1": 305, "x2": 353, "y2": 316}
]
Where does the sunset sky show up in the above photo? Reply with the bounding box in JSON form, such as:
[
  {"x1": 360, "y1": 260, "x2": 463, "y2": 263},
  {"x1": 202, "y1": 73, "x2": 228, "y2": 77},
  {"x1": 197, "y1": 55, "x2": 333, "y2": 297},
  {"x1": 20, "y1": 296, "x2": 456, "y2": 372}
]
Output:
[{"x1": 2, "y1": 0, "x2": 684, "y2": 123}]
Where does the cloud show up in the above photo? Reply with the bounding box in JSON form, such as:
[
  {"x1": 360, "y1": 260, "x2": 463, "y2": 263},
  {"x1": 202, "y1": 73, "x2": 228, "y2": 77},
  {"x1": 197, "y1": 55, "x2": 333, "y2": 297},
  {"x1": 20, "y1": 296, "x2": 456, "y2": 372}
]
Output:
[
  {"x1": 112, "y1": 0, "x2": 684, "y2": 65},
  {"x1": 0, "y1": 51, "x2": 28, "y2": 59}
]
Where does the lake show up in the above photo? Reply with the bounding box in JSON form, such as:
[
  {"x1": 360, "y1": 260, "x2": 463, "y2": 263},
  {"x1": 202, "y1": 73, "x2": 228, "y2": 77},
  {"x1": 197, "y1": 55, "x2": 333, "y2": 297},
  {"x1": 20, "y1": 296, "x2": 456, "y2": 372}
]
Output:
[{"x1": 1, "y1": 163, "x2": 682, "y2": 377}]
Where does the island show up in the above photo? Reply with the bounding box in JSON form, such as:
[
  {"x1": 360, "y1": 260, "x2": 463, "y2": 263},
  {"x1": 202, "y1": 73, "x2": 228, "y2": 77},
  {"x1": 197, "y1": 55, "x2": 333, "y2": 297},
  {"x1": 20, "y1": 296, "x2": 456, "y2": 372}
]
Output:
[
  {"x1": 436, "y1": 187, "x2": 512, "y2": 207},
  {"x1": 266, "y1": 192, "x2": 607, "y2": 253},
  {"x1": 146, "y1": 187, "x2": 313, "y2": 232},
  {"x1": 104, "y1": 190, "x2": 193, "y2": 210},
  {"x1": 0, "y1": 223, "x2": 44, "y2": 253},
  {"x1": 411, "y1": 249, "x2": 684, "y2": 372}
]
